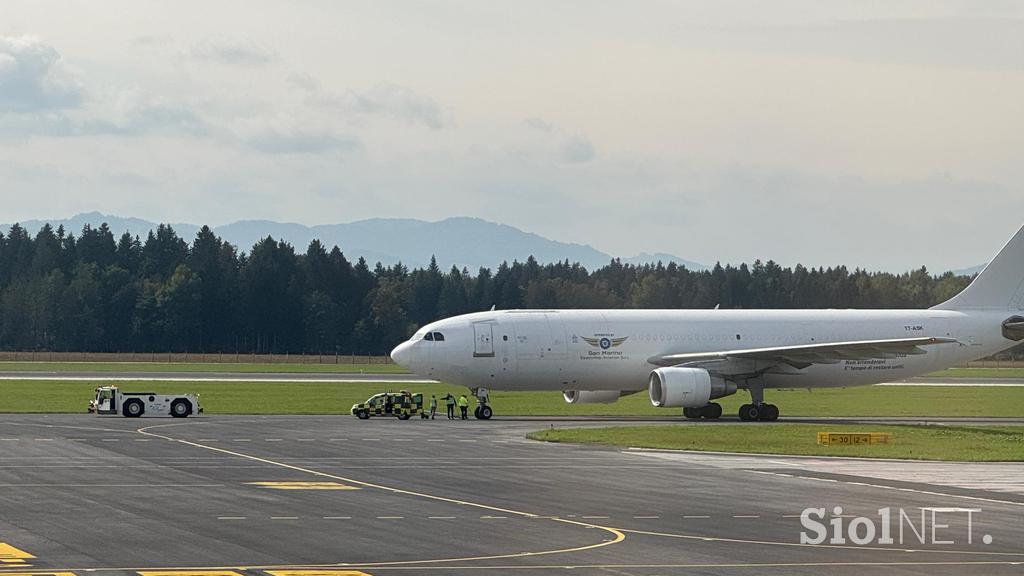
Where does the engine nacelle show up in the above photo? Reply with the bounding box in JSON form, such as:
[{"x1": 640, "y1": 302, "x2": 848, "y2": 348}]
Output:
[
  {"x1": 648, "y1": 367, "x2": 737, "y2": 408},
  {"x1": 562, "y1": 390, "x2": 623, "y2": 404}
]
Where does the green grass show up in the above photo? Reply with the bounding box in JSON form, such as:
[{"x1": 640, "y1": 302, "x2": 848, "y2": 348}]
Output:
[
  {"x1": 930, "y1": 368, "x2": 1024, "y2": 379},
  {"x1": 0, "y1": 361, "x2": 406, "y2": 374},
  {"x1": 527, "y1": 424, "x2": 1024, "y2": 461},
  {"x1": 2, "y1": 380, "x2": 1023, "y2": 417}
]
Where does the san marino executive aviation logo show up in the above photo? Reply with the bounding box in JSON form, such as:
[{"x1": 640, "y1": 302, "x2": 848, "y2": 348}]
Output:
[
  {"x1": 575, "y1": 334, "x2": 629, "y2": 359},
  {"x1": 581, "y1": 335, "x2": 628, "y2": 349}
]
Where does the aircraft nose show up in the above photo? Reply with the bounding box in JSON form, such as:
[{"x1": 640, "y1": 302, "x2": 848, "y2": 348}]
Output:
[{"x1": 390, "y1": 340, "x2": 415, "y2": 369}]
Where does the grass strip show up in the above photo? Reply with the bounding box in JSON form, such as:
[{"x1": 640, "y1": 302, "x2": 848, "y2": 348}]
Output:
[{"x1": 527, "y1": 424, "x2": 1024, "y2": 461}]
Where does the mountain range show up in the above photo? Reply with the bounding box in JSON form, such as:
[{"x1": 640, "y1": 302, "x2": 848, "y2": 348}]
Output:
[{"x1": 5, "y1": 212, "x2": 706, "y2": 272}]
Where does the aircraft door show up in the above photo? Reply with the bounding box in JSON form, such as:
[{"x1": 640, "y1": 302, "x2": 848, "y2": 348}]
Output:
[{"x1": 473, "y1": 322, "x2": 495, "y2": 357}]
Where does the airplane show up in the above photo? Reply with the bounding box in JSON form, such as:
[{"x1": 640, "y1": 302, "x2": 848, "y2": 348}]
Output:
[{"x1": 390, "y1": 223, "x2": 1024, "y2": 421}]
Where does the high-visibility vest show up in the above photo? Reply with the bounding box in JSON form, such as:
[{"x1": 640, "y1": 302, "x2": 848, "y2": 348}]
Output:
[{"x1": 458, "y1": 396, "x2": 468, "y2": 407}]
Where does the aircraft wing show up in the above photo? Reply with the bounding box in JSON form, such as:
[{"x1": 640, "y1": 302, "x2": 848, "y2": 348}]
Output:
[{"x1": 647, "y1": 336, "x2": 959, "y2": 369}]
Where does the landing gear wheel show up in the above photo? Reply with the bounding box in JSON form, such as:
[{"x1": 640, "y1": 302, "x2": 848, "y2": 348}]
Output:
[
  {"x1": 738, "y1": 403, "x2": 760, "y2": 422},
  {"x1": 476, "y1": 405, "x2": 493, "y2": 420},
  {"x1": 474, "y1": 406, "x2": 482, "y2": 419},
  {"x1": 759, "y1": 404, "x2": 780, "y2": 421},
  {"x1": 683, "y1": 407, "x2": 700, "y2": 419},
  {"x1": 702, "y1": 402, "x2": 723, "y2": 419}
]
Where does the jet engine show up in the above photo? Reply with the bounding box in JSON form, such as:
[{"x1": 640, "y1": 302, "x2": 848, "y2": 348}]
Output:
[
  {"x1": 562, "y1": 390, "x2": 623, "y2": 404},
  {"x1": 648, "y1": 367, "x2": 737, "y2": 408}
]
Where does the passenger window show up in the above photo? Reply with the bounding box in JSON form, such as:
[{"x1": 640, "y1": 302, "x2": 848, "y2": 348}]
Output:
[
  {"x1": 433, "y1": 332, "x2": 445, "y2": 341},
  {"x1": 425, "y1": 332, "x2": 434, "y2": 341}
]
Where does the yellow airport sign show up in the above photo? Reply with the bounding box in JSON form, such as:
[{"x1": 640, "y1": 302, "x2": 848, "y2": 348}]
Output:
[
  {"x1": 247, "y1": 481, "x2": 359, "y2": 490},
  {"x1": 816, "y1": 432, "x2": 891, "y2": 445}
]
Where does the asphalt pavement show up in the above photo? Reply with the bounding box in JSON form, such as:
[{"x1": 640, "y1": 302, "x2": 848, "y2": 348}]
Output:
[{"x1": 0, "y1": 414, "x2": 1021, "y2": 576}]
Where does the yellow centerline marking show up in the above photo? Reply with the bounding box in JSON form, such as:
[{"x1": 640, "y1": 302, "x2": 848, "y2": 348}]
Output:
[
  {"x1": 0, "y1": 569, "x2": 76, "y2": 573},
  {"x1": 139, "y1": 571, "x2": 244, "y2": 576},
  {"x1": 268, "y1": 571, "x2": 372, "y2": 576},
  {"x1": 135, "y1": 421, "x2": 625, "y2": 568},
  {"x1": 0, "y1": 544, "x2": 34, "y2": 564}
]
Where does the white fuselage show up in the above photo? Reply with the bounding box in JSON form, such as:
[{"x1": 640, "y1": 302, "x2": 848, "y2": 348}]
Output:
[{"x1": 391, "y1": 308, "x2": 1016, "y2": 393}]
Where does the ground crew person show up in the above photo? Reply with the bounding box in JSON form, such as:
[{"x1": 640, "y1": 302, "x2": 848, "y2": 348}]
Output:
[
  {"x1": 458, "y1": 394, "x2": 469, "y2": 420},
  {"x1": 444, "y1": 393, "x2": 456, "y2": 420},
  {"x1": 428, "y1": 394, "x2": 437, "y2": 420}
]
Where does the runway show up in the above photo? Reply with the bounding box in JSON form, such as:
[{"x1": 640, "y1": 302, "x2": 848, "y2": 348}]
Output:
[{"x1": 0, "y1": 415, "x2": 1021, "y2": 575}]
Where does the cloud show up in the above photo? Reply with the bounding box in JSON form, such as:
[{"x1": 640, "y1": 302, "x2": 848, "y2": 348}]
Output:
[
  {"x1": 243, "y1": 128, "x2": 359, "y2": 155},
  {"x1": 0, "y1": 35, "x2": 84, "y2": 112},
  {"x1": 291, "y1": 75, "x2": 451, "y2": 129},
  {"x1": 190, "y1": 38, "x2": 275, "y2": 66},
  {"x1": 523, "y1": 117, "x2": 554, "y2": 132},
  {"x1": 561, "y1": 135, "x2": 596, "y2": 163},
  {"x1": 352, "y1": 84, "x2": 450, "y2": 129}
]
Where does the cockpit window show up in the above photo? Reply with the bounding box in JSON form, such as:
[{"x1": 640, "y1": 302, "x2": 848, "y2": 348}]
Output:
[
  {"x1": 433, "y1": 332, "x2": 445, "y2": 341},
  {"x1": 424, "y1": 332, "x2": 434, "y2": 341}
]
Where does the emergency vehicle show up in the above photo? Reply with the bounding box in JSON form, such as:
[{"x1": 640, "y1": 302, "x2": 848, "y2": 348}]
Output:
[{"x1": 351, "y1": 391, "x2": 423, "y2": 420}]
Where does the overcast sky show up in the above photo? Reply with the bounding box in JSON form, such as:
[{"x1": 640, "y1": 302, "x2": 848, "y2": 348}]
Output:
[{"x1": 2, "y1": 1, "x2": 1023, "y2": 271}]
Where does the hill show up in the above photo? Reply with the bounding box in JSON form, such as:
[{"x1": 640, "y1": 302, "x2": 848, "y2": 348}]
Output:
[{"x1": 6, "y1": 212, "x2": 705, "y2": 272}]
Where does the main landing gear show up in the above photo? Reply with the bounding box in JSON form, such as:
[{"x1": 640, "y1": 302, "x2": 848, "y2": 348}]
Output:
[
  {"x1": 683, "y1": 403, "x2": 723, "y2": 419},
  {"x1": 470, "y1": 387, "x2": 492, "y2": 420},
  {"x1": 738, "y1": 403, "x2": 779, "y2": 421},
  {"x1": 738, "y1": 380, "x2": 779, "y2": 422}
]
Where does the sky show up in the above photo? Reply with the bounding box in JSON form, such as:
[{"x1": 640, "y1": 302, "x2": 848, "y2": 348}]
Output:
[{"x1": 2, "y1": 1, "x2": 1023, "y2": 272}]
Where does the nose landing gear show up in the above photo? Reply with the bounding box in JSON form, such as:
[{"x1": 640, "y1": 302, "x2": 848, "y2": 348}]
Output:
[{"x1": 470, "y1": 387, "x2": 492, "y2": 420}]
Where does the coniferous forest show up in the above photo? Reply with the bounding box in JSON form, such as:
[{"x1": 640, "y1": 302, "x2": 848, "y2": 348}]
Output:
[{"x1": 0, "y1": 222, "x2": 977, "y2": 355}]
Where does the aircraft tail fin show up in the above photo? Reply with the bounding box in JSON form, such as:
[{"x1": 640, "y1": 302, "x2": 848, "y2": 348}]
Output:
[{"x1": 932, "y1": 223, "x2": 1024, "y2": 311}]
